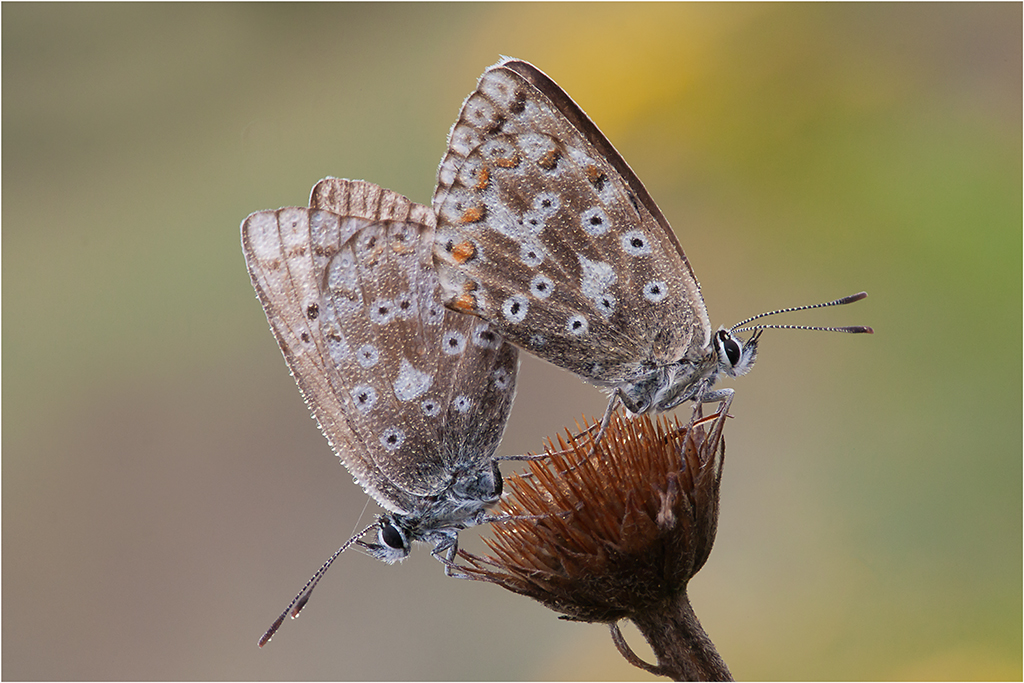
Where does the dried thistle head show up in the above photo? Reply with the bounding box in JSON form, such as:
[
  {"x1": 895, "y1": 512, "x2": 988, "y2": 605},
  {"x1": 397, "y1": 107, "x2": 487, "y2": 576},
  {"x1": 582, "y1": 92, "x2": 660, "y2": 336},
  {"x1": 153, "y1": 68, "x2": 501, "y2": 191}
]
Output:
[{"x1": 459, "y1": 408, "x2": 726, "y2": 624}]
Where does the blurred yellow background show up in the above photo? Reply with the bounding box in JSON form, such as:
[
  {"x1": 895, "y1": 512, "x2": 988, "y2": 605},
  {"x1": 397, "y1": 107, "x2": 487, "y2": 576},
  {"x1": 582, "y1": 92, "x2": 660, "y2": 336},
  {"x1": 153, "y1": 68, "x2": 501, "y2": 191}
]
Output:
[{"x1": 3, "y1": 4, "x2": 1020, "y2": 680}]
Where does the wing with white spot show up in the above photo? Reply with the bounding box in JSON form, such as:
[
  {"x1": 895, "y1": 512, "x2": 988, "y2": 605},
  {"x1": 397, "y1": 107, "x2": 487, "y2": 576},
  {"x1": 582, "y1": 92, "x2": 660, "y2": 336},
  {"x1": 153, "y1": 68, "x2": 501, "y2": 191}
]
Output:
[
  {"x1": 432, "y1": 58, "x2": 712, "y2": 386},
  {"x1": 244, "y1": 180, "x2": 517, "y2": 512},
  {"x1": 243, "y1": 204, "x2": 421, "y2": 510},
  {"x1": 309, "y1": 179, "x2": 519, "y2": 489}
]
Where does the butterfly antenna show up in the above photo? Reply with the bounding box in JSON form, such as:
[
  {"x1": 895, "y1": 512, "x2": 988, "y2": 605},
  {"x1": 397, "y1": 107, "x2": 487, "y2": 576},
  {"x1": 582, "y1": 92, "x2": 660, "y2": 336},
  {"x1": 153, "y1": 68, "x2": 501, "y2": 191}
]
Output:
[
  {"x1": 258, "y1": 522, "x2": 377, "y2": 648},
  {"x1": 730, "y1": 291, "x2": 873, "y2": 335}
]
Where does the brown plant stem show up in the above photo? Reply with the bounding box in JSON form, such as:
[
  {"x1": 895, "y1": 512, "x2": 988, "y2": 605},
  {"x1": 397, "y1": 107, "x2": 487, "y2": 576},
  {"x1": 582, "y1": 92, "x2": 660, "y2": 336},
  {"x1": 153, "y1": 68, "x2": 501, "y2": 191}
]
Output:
[{"x1": 614, "y1": 593, "x2": 733, "y2": 681}]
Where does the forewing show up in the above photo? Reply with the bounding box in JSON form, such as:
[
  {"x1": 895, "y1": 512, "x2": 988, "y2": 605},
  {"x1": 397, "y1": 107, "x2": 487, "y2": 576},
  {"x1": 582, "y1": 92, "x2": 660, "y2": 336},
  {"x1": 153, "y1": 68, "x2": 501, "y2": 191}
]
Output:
[
  {"x1": 432, "y1": 58, "x2": 712, "y2": 385},
  {"x1": 310, "y1": 178, "x2": 519, "y2": 484},
  {"x1": 242, "y1": 206, "x2": 419, "y2": 512},
  {"x1": 243, "y1": 178, "x2": 513, "y2": 512}
]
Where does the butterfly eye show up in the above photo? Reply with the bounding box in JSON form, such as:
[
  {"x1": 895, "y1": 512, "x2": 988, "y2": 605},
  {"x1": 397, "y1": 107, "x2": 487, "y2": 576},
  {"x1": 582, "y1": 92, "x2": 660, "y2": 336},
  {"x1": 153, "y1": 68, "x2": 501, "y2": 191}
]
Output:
[
  {"x1": 718, "y1": 331, "x2": 742, "y2": 367},
  {"x1": 380, "y1": 522, "x2": 404, "y2": 550}
]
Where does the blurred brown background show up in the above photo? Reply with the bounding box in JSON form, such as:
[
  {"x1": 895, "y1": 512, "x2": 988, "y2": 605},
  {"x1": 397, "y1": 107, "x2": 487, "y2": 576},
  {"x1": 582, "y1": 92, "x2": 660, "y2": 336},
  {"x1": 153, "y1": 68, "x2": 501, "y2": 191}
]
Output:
[{"x1": 3, "y1": 3, "x2": 1020, "y2": 680}]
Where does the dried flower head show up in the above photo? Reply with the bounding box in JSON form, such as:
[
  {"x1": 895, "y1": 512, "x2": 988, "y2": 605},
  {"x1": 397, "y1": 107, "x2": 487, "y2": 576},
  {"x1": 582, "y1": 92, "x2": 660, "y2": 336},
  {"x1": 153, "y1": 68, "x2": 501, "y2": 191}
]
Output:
[{"x1": 458, "y1": 408, "x2": 731, "y2": 680}]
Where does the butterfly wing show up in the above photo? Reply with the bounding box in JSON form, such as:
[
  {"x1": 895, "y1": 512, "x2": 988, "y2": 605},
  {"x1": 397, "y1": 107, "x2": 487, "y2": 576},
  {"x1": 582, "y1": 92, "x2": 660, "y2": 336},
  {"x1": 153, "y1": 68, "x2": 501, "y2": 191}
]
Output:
[
  {"x1": 432, "y1": 58, "x2": 712, "y2": 387},
  {"x1": 243, "y1": 206, "x2": 411, "y2": 511},
  {"x1": 309, "y1": 178, "x2": 519, "y2": 489},
  {"x1": 243, "y1": 180, "x2": 516, "y2": 514}
]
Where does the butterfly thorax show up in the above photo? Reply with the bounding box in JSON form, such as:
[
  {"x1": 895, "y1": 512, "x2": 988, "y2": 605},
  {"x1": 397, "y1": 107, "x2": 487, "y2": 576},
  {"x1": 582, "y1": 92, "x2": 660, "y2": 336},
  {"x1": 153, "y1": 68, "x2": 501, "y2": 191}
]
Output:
[
  {"x1": 620, "y1": 327, "x2": 760, "y2": 414},
  {"x1": 619, "y1": 346, "x2": 718, "y2": 414}
]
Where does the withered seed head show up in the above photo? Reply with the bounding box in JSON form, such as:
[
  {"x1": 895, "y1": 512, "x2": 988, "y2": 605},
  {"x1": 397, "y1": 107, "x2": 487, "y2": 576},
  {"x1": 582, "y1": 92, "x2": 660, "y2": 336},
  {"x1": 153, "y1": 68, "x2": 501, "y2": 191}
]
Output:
[{"x1": 459, "y1": 408, "x2": 726, "y2": 624}]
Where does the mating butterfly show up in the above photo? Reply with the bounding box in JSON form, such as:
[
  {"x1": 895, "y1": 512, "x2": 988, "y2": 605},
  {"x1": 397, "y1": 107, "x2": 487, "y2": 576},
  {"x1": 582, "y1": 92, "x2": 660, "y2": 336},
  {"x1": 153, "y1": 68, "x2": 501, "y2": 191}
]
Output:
[
  {"x1": 243, "y1": 178, "x2": 519, "y2": 645},
  {"x1": 432, "y1": 57, "x2": 870, "y2": 420}
]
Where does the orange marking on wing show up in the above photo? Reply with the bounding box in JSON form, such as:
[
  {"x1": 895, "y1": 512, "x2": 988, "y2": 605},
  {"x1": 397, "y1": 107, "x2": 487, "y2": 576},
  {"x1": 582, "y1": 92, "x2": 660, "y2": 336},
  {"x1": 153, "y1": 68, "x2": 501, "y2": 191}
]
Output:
[
  {"x1": 493, "y1": 154, "x2": 520, "y2": 168},
  {"x1": 460, "y1": 206, "x2": 486, "y2": 223},
  {"x1": 452, "y1": 294, "x2": 477, "y2": 313},
  {"x1": 474, "y1": 166, "x2": 490, "y2": 190},
  {"x1": 538, "y1": 148, "x2": 561, "y2": 171},
  {"x1": 452, "y1": 241, "x2": 476, "y2": 264}
]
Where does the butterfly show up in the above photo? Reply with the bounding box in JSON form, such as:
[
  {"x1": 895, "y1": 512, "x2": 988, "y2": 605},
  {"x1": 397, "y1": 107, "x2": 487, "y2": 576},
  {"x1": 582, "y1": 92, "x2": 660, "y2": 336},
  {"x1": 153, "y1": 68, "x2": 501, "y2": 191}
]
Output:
[
  {"x1": 431, "y1": 57, "x2": 870, "y2": 424},
  {"x1": 242, "y1": 178, "x2": 519, "y2": 645}
]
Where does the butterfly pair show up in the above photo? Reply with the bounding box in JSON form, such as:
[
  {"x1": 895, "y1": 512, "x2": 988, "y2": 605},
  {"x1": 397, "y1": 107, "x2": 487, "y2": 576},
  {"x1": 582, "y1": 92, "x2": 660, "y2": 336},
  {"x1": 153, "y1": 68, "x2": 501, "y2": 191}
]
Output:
[{"x1": 243, "y1": 58, "x2": 870, "y2": 646}]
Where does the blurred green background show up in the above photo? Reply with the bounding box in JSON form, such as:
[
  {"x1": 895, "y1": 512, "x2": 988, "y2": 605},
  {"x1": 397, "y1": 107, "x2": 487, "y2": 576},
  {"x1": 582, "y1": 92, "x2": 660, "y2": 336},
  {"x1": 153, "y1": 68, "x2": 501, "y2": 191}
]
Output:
[{"x1": 3, "y1": 3, "x2": 1020, "y2": 680}]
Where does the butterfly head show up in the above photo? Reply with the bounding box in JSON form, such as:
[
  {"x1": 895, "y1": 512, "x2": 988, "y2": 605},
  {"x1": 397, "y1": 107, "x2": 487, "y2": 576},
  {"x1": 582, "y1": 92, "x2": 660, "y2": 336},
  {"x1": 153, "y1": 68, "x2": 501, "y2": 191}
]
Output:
[
  {"x1": 357, "y1": 515, "x2": 414, "y2": 564},
  {"x1": 713, "y1": 327, "x2": 760, "y2": 379}
]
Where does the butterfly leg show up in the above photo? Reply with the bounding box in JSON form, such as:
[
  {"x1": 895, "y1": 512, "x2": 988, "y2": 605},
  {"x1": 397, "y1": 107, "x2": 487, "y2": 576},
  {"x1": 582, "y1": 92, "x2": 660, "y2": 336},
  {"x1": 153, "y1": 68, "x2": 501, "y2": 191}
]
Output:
[
  {"x1": 431, "y1": 534, "x2": 473, "y2": 579},
  {"x1": 483, "y1": 508, "x2": 574, "y2": 525},
  {"x1": 494, "y1": 450, "x2": 562, "y2": 463},
  {"x1": 493, "y1": 419, "x2": 602, "y2": 467},
  {"x1": 494, "y1": 427, "x2": 602, "y2": 486},
  {"x1": 691, "y1": 387, "x2": 734, "y2": 449},
  {"x1": 513, "y1": 391, "x2": 627, "y2": 482},
  {"x1": 591, "y1": 390, "x2": 624, "y2": 449},
  {"x1": 694, "y1": 386, "x2": 734, "y2": 421},
  {"x1": 496, "y1": 392, "x2": 627, "y2": 487}
]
